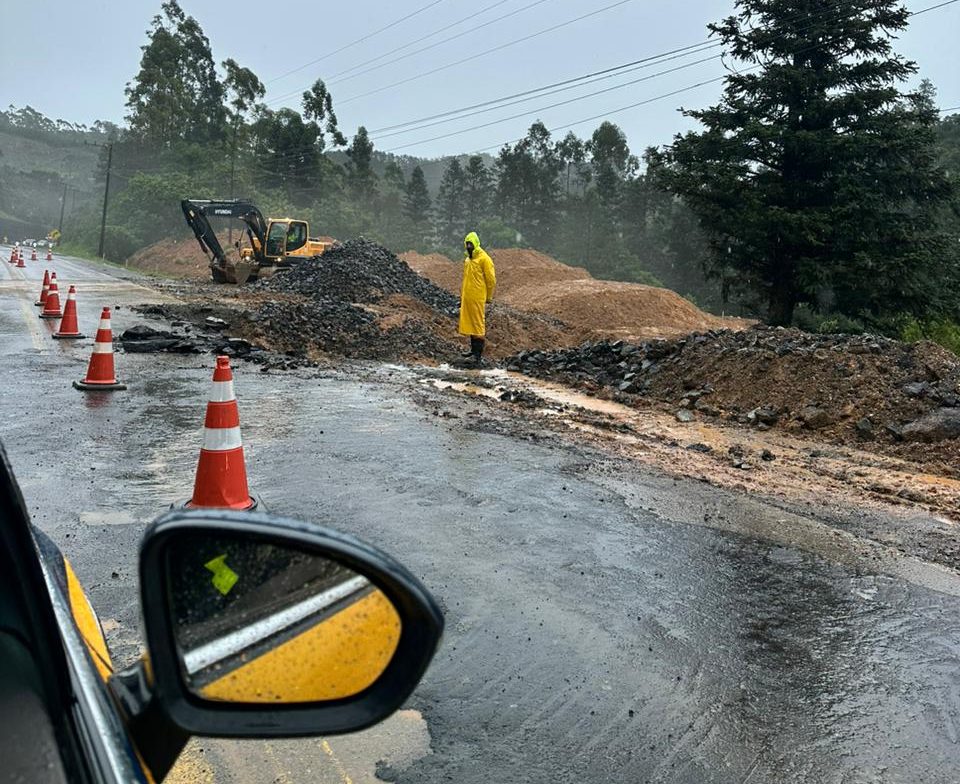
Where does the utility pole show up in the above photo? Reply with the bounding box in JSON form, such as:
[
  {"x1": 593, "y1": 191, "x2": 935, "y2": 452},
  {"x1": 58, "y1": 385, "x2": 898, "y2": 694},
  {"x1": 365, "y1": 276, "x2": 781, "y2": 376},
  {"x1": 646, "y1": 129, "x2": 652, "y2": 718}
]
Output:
[
  {"x1": 57, "y1": 182, "x2": 67, "y2": 237},
  {"x1": 228, "y1": 121, "x2": 238, "y2": 246},
  {"x1": 97, "y1": 142, "x2": 114, "y2": 259}
]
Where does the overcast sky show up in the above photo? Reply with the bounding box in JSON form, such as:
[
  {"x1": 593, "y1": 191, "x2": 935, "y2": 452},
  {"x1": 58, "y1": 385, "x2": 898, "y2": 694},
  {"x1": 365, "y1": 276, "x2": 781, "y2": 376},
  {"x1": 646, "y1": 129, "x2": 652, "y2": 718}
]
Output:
[{"x1": 2, "y1": 0, "x2": 958, "y2": 159}]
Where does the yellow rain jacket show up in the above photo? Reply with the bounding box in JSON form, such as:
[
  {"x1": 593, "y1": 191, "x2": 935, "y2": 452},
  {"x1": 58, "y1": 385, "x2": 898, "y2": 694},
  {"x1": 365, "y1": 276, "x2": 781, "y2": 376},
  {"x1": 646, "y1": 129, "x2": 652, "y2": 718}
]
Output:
[{"x1": 459, "y1": 232, "x2": 496, "y2": 337}]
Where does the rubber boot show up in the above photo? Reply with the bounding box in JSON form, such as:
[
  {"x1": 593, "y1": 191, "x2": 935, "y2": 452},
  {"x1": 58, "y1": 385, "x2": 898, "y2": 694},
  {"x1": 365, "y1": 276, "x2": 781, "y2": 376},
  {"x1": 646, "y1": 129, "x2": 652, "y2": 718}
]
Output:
[
  {"x1": 462, "y1": 336, "x2": 477, "y2": 359},
  {"x1": 472, "y1": 337, "x2": 486, "y2": 367}
]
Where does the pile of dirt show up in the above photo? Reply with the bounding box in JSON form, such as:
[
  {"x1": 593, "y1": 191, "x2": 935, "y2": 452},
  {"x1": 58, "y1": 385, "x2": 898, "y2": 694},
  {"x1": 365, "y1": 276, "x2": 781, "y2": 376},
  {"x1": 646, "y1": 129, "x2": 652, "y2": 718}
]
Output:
[
  {"x1": 509, "y1": 325, "x2": 960, "y2": 471},
  {"x1": 404, "y1": 246, "x2": 748, "y2": 340},
  {"x1": 400, "y1": 251, "x2": 462, "y2": 294},
  {"x1": 481, "y1": 248, "x2": 592, "y2": 293},
  {"x1": 506, "y1": 279, "x2": 750, "y2": 340},
  {"x1": 125, "y1": 235, "x2": 217, "y2": 280}
]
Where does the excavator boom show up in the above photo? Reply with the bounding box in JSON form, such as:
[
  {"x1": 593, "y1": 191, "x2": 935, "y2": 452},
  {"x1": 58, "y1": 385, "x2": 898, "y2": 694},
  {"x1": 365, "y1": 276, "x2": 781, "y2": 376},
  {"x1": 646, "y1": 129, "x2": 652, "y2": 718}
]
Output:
[{"x1": 181, "y1": 199, "x2": 271, "y2": 283}]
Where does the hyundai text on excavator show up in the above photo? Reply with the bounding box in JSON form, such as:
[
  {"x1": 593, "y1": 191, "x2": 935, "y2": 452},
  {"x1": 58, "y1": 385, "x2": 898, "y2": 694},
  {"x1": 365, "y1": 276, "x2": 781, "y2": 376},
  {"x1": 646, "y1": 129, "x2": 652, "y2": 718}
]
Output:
[{"x1": 181, "y1": 199, "x2": 332, "y2": 284}]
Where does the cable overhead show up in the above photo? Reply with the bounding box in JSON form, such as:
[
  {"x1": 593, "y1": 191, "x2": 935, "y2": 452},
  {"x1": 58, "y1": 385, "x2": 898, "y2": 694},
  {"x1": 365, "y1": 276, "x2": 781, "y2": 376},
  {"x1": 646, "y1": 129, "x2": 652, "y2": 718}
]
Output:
[
  {"x1": 387, "y1": 0, "x2": 960, "y2": 154},
  {"x1": 327, "y1": 0, "x2": 531, "y2": 83},
  {"x1": 364, "y1": 0, "x2": 871, "y2": 136},
  {"x1": 337, "y1": 0, "x2": 639, "y2": 106},
  {"x1": 264, "y1": 0, "x2": 450, "y2": 86},
  {"x1": 266, "y1": 0, "x2": 550, "y2": 106},
  {"x1": 378, "y1": 54, "x2": 722, "y2": 149},
  {"x1": 375, "y1": 0, "x2": 901, "y2": 148},
  {"x1": 368, "y1": 39, "x2": 721, "y2": 134},
  {"x1": 251, "y1": 0, "x2": 957, "y2": 166}
]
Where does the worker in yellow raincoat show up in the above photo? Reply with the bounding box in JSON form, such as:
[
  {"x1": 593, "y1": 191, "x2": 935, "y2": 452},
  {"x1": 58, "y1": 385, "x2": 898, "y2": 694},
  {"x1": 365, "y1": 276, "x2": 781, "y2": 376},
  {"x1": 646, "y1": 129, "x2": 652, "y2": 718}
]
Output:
[{"x1": 459, "y1": 231, "x2": 496, "y2": 365}]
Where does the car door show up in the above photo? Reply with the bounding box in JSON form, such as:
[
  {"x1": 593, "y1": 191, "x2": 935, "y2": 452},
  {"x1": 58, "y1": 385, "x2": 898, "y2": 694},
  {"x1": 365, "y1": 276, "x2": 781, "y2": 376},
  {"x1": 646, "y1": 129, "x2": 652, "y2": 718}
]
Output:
[{"x1": 0, "y1": 442, "x2": 149, "y2": 783}]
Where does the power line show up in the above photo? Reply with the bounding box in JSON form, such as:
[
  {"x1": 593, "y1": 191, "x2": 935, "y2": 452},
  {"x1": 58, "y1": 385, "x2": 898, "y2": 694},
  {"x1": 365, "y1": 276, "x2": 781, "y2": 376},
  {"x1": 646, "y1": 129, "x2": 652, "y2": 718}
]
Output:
[
  {"x1": 337, "y1": 0, "x2": 639, "y2": 106},
  {"x1": 365, "y1": 0, "x2": 873, "y2": 138},
  {"x1": 263, "y1": 0, "x2": 883, "y2": 162},
  {"x1": 264, "y1": 0, "x2": 450, "y2": 86},
  {"x1": 257, "y1": 39, "x2": 720, "y2": 168},
  {"x1": 396, "y1": 0, "x2": 960, "y2": 154},
  {"x1": 368, "y1": 39, "x2": 721, "y2": 135},
  {"x1": 375, "y1": 0, "x2": 905, "y2": 150},
  {"x1": 380, "y1": 53, "x2": 721, "y2": 150},
  {"x1": 940, "y1": 105, "x2": 960, "y2": 113},
  {"x1": 246, "y1": 0, "x2": 958, "y2": 167},
  {"x1": 327, "y1": 0, "x2": 531, "y2": 84},
  {"x1": 266, "y1": 0, "x2": 555, "y2": 107}
]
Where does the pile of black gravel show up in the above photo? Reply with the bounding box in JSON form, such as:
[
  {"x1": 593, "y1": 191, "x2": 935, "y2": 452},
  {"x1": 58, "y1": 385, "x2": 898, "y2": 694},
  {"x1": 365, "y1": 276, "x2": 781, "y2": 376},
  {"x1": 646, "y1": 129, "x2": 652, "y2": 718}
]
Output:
[
  {"x1": 254, "y1": 297, "x2": 455, "y2": 360},
  {"x1": 508, "y1": 325, "x2": 960, "y2": 444},
  {"x1": 258, "y1": 238, "x2": 459, "y2": 315}
]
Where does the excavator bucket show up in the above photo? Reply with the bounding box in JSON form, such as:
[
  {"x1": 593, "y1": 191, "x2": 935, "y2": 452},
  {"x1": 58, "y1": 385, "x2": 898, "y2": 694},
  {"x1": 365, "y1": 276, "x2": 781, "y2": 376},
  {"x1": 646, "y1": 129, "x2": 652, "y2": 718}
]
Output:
[{"x1": 225, "y1": 259, "x2": 255, "y2": 285}]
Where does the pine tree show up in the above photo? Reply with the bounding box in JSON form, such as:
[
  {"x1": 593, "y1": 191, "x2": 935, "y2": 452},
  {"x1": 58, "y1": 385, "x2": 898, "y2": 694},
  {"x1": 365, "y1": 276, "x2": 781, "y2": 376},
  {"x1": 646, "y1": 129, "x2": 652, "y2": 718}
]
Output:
[
  {"x1": 494, "y1": 122, "x2": 561, "y2": 248},
  {"x1": 375, "y1": 161, "x2": 408, "y2": 249},
  {"x1": 436, "y1": 158, "x2": 467, "y2": 247},
  {"x1": 588, "y1": 122, "x2": 634, "y2": 208},
  {"x1": 345, "y1": 127, "x2": 377, "y2": 203},
  {"x1": 463, "y1": 155, "x2": 493, "y2": 228},
  {"x1": 404, "y1": 165, "x2": 433, "y2": 250},
  {"x1": 648, "y1": 0, "x2": 956, "y2": 326}
]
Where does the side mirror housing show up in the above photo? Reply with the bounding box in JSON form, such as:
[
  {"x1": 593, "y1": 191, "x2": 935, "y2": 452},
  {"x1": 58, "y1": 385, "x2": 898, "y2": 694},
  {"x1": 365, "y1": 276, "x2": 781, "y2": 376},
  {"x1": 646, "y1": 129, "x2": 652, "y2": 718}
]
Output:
[{"x1": 133, "y1": 509, "x2": 443, "y2": 738}]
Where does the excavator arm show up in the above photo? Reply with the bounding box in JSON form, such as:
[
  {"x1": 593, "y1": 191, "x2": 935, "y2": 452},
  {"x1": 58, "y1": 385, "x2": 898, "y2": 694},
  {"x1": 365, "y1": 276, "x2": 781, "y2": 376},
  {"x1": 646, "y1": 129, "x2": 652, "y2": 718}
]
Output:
[{"x1": 180, "y1": 199, "x2": 271, "y2": 283}]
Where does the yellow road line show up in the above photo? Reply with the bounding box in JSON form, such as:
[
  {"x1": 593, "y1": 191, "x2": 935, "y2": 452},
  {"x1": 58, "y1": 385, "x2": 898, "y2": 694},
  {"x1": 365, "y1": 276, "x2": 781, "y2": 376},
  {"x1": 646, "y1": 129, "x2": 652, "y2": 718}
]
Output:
[
  {"x1": 15, "y1": 282, "x2": 47, "y2": 353},
  {"x1": 320, "y1": 739, "x2": 354, "y2": 784}
]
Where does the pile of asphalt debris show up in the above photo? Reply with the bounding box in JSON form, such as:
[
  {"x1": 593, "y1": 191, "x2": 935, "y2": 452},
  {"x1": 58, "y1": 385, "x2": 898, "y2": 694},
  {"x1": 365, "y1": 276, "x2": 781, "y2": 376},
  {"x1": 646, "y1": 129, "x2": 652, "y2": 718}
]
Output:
[
  {"x1": 133, "y1": 240, "x2": 465, "y2": 363},
  {"x1": 257, "y1": 238, "x2": 459, "y2": 315},
  {"x1": 509, "y1": 325, "x2": 960, "y2": 446},
  {"x1": 119, "y1": 317, "x2": 277, "y2": 363},
  {"x1": 246, "y1": 238, "x2": 460, "y2": 360}
]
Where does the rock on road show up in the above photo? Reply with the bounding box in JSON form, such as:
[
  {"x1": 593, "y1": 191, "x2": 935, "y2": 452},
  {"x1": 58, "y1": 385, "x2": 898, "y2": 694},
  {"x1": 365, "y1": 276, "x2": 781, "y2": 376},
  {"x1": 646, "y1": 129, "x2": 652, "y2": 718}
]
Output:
[{"x1": 1, "y1": 248, "x2": 959, "y2": 783}]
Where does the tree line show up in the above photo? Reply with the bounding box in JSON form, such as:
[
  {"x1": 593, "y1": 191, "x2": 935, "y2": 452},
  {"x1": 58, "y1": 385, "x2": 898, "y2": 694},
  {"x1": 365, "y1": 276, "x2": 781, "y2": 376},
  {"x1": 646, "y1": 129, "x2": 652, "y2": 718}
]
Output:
[{"x1": 56, "y1": 0, "x2": 959, "y2": 342}]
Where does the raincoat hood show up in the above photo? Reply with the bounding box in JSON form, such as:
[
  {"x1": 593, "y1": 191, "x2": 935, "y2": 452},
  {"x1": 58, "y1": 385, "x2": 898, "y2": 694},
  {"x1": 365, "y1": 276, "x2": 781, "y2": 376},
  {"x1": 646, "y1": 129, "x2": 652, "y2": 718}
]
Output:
[{"x1": 464, "y1": 231, "x2": 481, "y2": 257}]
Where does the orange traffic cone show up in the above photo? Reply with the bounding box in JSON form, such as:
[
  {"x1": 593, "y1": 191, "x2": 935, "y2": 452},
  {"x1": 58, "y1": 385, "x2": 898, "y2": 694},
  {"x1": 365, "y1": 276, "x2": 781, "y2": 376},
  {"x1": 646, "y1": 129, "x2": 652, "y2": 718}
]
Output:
[
  {"x1": 46, "y1": 248, "x2": 53, "y2": 261},
  {"x1": 30, "y1": 248, "x2": 37, "y2": 261},
  {"x1": 53, "y1": 286, "x2": 85, "y2": 339},
  {"x1": 185, "y1": 356, "x2": 257, "y2": 510},
  {"x1": 73, "y1": 308, "x2": 125, "y2": 391},
  {"x1": 16, "y1": 251, "x2": 25, "y2": 268},
  {"x1": 40, "y1": 273, "x2": 63, "y2": 319},
  {"x1": 8, "y1": 247, "x2": 16, "y2": 263},
  {"x1": 35, "y1": 269, "x2": 50, "y2": 307}
]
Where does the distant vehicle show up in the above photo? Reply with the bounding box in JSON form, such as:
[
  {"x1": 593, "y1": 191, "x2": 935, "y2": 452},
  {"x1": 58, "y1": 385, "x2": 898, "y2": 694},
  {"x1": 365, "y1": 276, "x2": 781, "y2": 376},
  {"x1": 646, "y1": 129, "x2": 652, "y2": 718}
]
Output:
[
  {"x1": 181, "y1": 199, "x2": 333, "y2": 284},
  {"x1": 22, "y1": 239, "x2": 37, "y2": 247},
  {"x1": 0, "y1": 441, "x2": 443, "y2": 782}
]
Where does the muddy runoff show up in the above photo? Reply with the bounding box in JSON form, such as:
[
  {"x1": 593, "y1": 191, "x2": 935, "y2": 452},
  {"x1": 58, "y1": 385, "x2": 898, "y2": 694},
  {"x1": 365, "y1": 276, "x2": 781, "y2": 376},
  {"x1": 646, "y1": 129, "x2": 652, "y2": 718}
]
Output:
[{"x1": 409, "y1": 365, "x2": 960, "y2": 526}]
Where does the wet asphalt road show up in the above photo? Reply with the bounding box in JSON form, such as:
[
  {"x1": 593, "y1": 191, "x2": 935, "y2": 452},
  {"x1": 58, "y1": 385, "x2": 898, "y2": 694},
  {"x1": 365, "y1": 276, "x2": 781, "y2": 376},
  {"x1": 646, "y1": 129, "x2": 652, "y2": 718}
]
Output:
[{"x1": 2, "y1": 248, "x2": 960, "y2": 783}]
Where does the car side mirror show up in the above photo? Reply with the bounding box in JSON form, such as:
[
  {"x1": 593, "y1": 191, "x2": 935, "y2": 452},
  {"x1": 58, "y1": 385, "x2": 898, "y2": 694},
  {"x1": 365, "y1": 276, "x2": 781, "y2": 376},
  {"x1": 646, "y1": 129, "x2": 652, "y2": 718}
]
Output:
[{"x1": 135, "y1": 509, "x2": 443, "y2": 738}]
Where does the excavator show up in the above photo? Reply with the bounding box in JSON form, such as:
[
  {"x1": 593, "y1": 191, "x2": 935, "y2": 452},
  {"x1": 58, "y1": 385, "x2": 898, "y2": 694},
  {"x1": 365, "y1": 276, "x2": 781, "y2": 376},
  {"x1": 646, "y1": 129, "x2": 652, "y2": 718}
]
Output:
[{"x1": 180, "y1": 199, "x2": 332, "y2": 284}]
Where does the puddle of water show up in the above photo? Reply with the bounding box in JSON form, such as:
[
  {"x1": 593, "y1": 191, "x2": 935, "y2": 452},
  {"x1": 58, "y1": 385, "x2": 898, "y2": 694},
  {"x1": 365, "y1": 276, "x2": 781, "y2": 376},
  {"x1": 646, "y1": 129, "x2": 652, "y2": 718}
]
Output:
[
  {"x1": 424, "y1": 373, "x2": 636, "y2": 419},
  {"x1": 425, "y1": 378, "x2": 503, "y2": 402},
  {"x1": 79, "y1": 510, "x2": 137, "y2": 526}
]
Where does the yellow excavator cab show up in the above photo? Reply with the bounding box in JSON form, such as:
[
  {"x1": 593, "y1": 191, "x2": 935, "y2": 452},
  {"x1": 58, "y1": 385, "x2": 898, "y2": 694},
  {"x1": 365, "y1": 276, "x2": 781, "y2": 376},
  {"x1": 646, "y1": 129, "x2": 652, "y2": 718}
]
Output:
[{"x1": 264, "y1": 219, "x2": 329, "y2": 260}]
